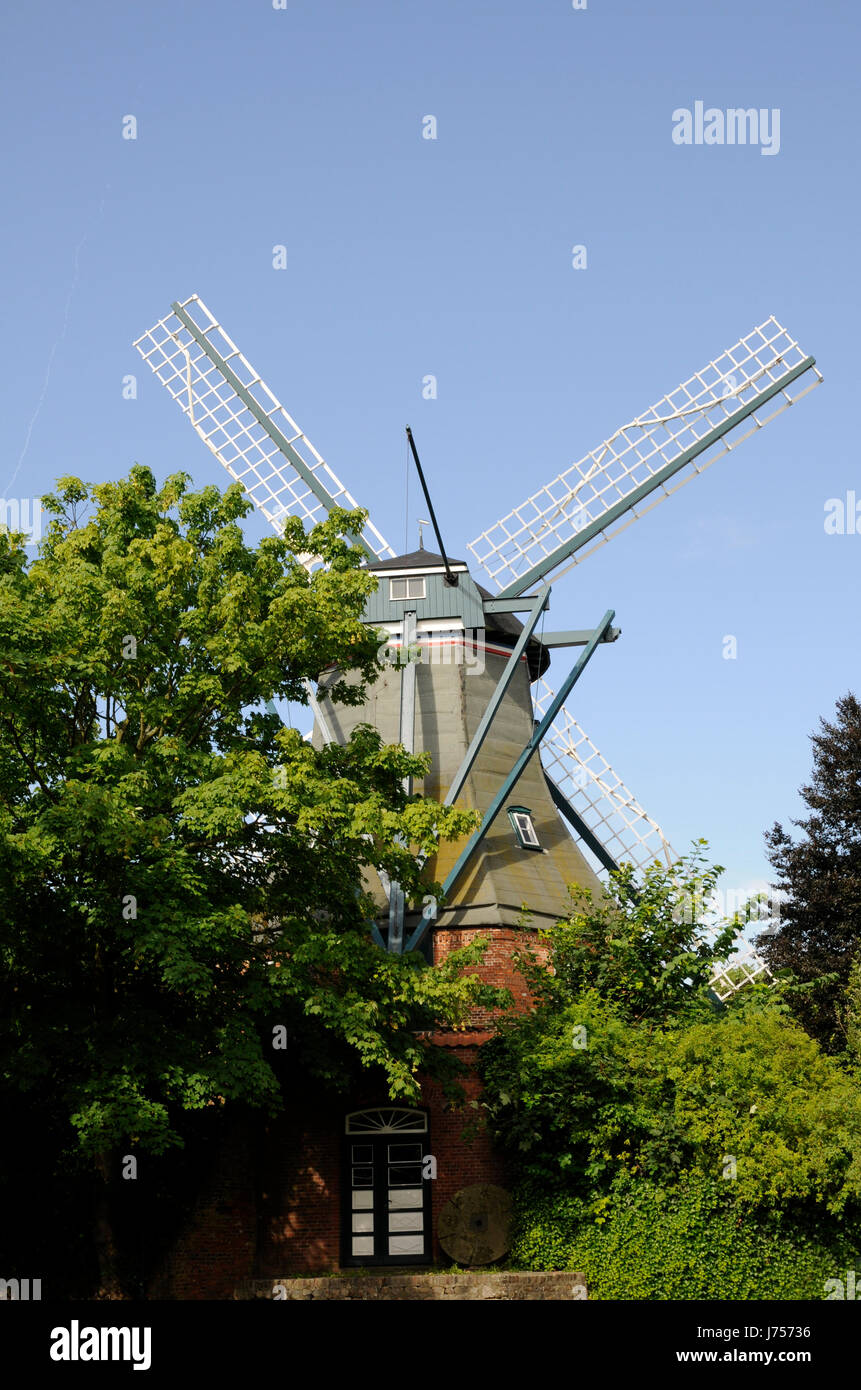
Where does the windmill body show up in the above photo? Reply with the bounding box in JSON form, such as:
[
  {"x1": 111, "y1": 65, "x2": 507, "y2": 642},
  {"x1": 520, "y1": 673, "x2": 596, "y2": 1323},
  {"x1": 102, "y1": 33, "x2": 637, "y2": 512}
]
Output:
[
  {"x1": 314, "y1": 547, "x2": 604, "y2": 937},
  {"x1": 134, "y1": 295, "x2": 822, "y2": 1283}
]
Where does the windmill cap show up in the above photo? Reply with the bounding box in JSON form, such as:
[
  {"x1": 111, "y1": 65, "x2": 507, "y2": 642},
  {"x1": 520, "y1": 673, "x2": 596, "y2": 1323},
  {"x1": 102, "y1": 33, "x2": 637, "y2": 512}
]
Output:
[
  {"x1": 365, "y1": 549, "x2": 467, "y2": 572},
  {"x1": 363, "y1": 552, "x2": 550, "y2": 679}
]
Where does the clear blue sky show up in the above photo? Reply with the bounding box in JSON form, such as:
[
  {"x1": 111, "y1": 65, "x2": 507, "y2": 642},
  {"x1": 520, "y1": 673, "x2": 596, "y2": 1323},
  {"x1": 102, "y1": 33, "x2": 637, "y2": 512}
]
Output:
[{"x1": 1, "y1": 0, "x2": 856, "y2": 905}]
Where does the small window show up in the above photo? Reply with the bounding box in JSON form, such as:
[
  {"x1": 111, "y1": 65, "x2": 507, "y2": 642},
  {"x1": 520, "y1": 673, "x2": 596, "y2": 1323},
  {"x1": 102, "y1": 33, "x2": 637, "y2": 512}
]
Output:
[
  {"x1": 508, "y1": 806, "x2": 541, "y2": 851},
  {"x1": 390, "y1": 577, "x2": 426, "y2": 601}
]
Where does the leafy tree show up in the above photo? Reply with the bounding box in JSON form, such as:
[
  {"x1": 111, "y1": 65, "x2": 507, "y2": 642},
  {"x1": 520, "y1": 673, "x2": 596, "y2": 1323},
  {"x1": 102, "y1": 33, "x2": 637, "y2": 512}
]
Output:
[
  {"x1": 478, "y1": 852, "x2": 861, "y2": 1293},
  {"x1": 481, "y1": 986, "x2": 861, "y2": 1213},
  {"x1": 479, "y1": 849, "x2": 737, "y2": 1189},
  {"x1": 843, "y1": 955, "x2": 861, "y2": 1064},
  {"x1": 666, "y1": 1000, "x2": 861, "y2": 1214},
  {"x1": 515, "y1": 845, "x2": 737, "y2": 1025},
  {"x1": 0, "y1": 467, "x2": 498, "y2": 1295},
  {"x1": 759, "y1": 693, "x2": 861, "y2": 1051}
]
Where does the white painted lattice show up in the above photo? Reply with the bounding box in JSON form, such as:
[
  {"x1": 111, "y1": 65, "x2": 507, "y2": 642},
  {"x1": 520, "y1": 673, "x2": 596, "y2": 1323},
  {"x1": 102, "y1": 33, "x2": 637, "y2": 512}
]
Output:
[
  {"x1": 469, "y1": 317, "x2": 822, "y2": 592},
  {"x1": 134, "y1": 295, "x2": 395, "y2": 563},
  {"x1": 537, "y1": 678, "x2": 674, "y2": 875},
  {"x1": 709, "y1": 945, "x2": 771, "y2": 1003}
]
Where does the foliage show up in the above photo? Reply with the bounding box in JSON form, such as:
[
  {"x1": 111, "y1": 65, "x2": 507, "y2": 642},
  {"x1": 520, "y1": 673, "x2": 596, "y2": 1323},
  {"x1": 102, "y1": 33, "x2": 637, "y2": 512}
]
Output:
[
  {"x1": 760, "y1": 692, "x2": 861, "y2": 1051},
  {"x1": 509, "y1": 1171, "x2": 861, "y2": 1300},
  {"x1": 845, "y1": 955, "x2": 861, "y2": 1064},
  {"x1": 666, "y1": 999, "x2": 861, "y2": 1214},
  {"x1": 480, "y1": 849, "x2": 861, "y2": 1296},
  {"x1": 481, "y1": 989, "x2": 861, "y2": 1214},
  {"x1": 0, "y1": 467, "x2": 500, "y2": 1178},
  {"x1": 517, "y1": 845, "x2": 737, "y2": 1026}
]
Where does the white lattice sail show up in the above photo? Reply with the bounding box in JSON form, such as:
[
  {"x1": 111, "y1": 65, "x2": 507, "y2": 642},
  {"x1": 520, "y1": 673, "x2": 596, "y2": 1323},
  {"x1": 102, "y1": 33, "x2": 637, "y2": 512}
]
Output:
[
  {"x1": 708, "y1": 944, "x2": 771, "y2": 1003},
  {"x1": 536, "y1": 678, "x2": 674, "y2": 875},
  {"x1": 469, "y1": 316, "x2": 822, "y2": 593},
  {"x1": 134, "y1": 294, "x2": 395, "y2": 564}
]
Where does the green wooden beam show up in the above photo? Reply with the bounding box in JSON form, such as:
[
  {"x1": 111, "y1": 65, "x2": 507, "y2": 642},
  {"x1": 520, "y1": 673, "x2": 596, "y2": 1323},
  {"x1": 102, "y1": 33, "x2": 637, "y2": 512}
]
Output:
[
  {"x1": 497, "y1": 356, "x2": 817, "y2": 599},
  {"x1": 443, "y1": 586, "x2": 551, "y2": 809},
  {"x1": 401, "y1": 588, "x2": 550, "y2": 954},
  {"x1": 483, "y1": 595, "x2": 547, "y2": 614},
  {"x1": 540, "y1": 627, "x2": 620, "y2": 648}
]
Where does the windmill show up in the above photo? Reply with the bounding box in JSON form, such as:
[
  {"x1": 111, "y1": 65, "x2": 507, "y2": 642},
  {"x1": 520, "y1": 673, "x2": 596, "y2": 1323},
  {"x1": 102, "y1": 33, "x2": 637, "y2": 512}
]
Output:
[{"x1": 134, "y1": 297, "x2": 822, "y2": 1001}]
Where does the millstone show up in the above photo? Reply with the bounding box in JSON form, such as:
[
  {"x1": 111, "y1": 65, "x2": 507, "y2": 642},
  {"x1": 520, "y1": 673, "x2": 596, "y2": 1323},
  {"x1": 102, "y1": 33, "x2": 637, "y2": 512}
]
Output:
[{"x1": 437, "y1": 1184, "x2": 512, "y2": 1266}]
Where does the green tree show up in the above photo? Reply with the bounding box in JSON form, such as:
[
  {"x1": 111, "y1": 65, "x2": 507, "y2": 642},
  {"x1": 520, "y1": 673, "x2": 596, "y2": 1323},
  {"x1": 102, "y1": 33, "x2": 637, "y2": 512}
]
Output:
[
  {"x1": 479, "y1": 849, "x2": 739, "y2": 1189},
  {"x1": 478, "y1": 853, "x2": 861, "y2": 1294},
  {"x1": 760, "y1": 693, "x2": 861, "y2": 1051},
  {"x1": 843, "y1": 955, "x2": 861, "y2": 1064},
  {"x1": 525, "y1": 846, "x2": 736, "y2": 1026},
  {"x1": 666, "y1": 1000, "x2": 861, "y2": 1214},
  {"x1": 0, "y1": 467, "x2": 497, "y2": 1295}
]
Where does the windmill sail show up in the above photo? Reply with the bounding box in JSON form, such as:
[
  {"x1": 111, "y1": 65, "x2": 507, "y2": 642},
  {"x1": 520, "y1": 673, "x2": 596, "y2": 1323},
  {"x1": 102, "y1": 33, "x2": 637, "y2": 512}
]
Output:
[
  {"x1": 468, "y1": 317, "x2": 821, "y2": 597},
  {"x1": 535, "y1": 677, "x2": 674, "y2": 875},
  {"x1": 134, "y1": 294, "x2": 395, "y2": 563},
  {"x1": 465, "y1": 318, "x2": 819, "y2": 992},
  {"x1": 135, "y1": 294, "x2": 398, "y2": 937}
]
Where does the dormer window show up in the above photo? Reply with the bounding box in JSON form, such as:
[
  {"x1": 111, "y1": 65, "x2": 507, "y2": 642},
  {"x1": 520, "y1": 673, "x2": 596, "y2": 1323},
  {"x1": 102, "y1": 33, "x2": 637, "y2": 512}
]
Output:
[
  {"x1": 508, "y1": 806, "x2": 541, "y2": 851},
  {"x1": 390, "y1": 577, "x2": 426, "y2": 601}
]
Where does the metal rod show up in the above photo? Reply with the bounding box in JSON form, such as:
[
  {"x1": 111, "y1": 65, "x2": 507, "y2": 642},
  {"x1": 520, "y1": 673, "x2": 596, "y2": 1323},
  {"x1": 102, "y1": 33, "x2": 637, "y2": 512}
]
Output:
[{"x1": 405, "y1": 426, "x2": 457, "y2": 585}]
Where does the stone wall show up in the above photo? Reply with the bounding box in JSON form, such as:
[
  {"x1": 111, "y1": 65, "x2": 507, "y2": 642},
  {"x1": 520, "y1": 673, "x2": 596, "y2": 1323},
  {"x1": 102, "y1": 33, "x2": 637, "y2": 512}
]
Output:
[{"x1": 236, "y1": 1271, "x2": 587, "y2": 1300}]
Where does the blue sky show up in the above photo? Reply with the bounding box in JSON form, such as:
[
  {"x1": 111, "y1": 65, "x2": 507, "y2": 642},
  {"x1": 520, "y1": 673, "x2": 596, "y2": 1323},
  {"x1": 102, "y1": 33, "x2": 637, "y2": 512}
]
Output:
[{"x1": 0, "y1": 0, "x2": 856, "y2": 905}]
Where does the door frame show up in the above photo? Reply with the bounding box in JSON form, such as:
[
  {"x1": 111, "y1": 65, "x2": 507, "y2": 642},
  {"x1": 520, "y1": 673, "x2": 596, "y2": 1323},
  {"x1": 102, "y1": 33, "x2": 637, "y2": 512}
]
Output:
[{"x1": 340, "y1": 1107, "x2": 432, "y2": 1267}]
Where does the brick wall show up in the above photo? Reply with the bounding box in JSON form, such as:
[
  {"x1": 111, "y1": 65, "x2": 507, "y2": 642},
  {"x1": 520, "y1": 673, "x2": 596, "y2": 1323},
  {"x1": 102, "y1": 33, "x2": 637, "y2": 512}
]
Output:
[
  {"x1": 433, "y1": 924, "x2": 550, "y2": 1022},
  {"x1": 150, "y1": 921, "x2": 549, "y2": 1297},
  {"x1": 148, "y1": 1116, "x2": 258, "y2": 1301},
  {"x1": 257, "y1": 1094, "x2": 342, "y2": 1276}
]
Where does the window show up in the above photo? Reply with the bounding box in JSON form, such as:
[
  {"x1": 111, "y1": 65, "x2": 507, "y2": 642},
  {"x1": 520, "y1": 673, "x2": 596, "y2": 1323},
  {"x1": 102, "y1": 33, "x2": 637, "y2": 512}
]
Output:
[
  {"x1": 508, "y1": 806, "x2": 541, "y2": 850},
  {"x1": 390, "y1": 577, "x2": 426, "y2": 601},
  {"x1": 345, "y1": 1109, "x2": 427, "y2": 1136}
]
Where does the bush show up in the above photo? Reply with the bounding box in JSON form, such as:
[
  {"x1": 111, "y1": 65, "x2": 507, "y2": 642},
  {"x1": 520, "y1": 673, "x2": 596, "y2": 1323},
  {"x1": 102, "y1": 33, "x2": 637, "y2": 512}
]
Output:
[{"x1": 510, "y1": 1171, "x2": 861, "y2": 1300}]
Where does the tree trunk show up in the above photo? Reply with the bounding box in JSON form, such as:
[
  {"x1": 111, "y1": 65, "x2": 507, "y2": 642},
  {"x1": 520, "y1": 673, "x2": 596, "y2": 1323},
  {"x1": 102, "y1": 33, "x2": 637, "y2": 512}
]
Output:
[{"x1": 93, "y1": 1150, "x2": 125, "y2": 1299}]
